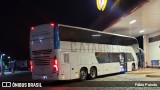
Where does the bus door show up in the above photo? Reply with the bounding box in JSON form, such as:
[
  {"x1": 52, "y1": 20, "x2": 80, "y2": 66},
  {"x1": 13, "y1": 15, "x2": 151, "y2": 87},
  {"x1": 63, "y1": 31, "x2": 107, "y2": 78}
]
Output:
[
  {"x1": 119, "y1": 53, "x2": 127, "y2": 72},
  {"x1": 61, "y1": 52, "x2": 71, "y2": 80},
  {"x1": 69, "y1": 52, "x2": 78, "y2": 79}
]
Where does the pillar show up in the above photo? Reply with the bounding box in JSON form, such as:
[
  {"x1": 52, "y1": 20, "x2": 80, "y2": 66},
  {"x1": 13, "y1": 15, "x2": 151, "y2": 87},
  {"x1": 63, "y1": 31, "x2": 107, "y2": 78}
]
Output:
[{"x1": 143, "y1": 34, "x2": 149, "y2": 67}]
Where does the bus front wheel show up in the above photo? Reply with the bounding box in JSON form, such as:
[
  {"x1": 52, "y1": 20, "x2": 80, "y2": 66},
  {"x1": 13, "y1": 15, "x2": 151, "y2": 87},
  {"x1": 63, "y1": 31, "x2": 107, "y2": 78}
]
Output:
[
  {"x1": 132, "y1": 63, "x2": 135, "y2": 71},
  {"x1": 80, "y1": 68, "x2": 88, "y2": 81}
]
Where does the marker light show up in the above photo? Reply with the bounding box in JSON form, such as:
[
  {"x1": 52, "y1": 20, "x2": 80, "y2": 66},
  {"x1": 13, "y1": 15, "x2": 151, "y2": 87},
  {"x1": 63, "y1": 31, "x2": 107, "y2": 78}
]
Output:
[
  {"x1": 31, "y1": 27, "x2": 34, "y2": 30},
  {"x1": 51, "y1": 23, "x2": 55, "y2": 27},
  {"x1": 30, "y1": 60, "x2": 33, "y2": 72}
]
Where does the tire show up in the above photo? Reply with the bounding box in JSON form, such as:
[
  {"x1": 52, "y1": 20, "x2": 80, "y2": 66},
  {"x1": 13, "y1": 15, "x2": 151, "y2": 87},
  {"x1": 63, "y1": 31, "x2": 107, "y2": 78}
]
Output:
[
  {"x1": 80, "y1": 68, "x2": 88, "y2": 81},
  {"x1": 132, "y1": 64, "x2": 135, "y2": 71},
  {"x1": 89, "y1": 67, "x2": 97, "y2": 79}
]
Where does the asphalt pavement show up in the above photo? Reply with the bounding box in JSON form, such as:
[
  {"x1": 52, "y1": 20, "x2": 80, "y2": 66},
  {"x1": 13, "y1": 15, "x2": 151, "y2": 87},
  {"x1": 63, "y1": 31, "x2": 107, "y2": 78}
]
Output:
[
  {"x1": 0, "y1": 71, "x2": 32, "y2": 81},
  {"x1": 0, "y1": 68, "x2": 160, "y2": 90}
]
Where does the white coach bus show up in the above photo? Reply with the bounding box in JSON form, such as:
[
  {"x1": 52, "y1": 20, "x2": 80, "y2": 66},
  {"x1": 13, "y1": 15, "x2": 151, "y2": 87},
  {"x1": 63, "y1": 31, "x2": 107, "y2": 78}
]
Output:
[{"x1": 30, "y1": 23, "x2": 139, "y2": 81}]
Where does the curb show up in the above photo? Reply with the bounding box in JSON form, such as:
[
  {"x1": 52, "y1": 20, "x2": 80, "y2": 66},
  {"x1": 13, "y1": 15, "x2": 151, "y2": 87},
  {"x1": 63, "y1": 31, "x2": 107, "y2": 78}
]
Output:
[
  {"x1": 126, "y1": 72, "x2": 154, "y2": 74},
  {"x1": 146, "y1": 74, "x2": 160, "y2": 78}
]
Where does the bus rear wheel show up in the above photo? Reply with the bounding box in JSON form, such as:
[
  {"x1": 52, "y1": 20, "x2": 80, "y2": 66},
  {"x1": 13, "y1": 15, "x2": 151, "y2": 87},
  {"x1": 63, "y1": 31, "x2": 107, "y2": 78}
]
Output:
[
  {"x1": 89, "y1": 67, "x2": 97, "y2": 79},
  {"x1": 80, "y1": 68, "x2": 88, "y2": 81}
]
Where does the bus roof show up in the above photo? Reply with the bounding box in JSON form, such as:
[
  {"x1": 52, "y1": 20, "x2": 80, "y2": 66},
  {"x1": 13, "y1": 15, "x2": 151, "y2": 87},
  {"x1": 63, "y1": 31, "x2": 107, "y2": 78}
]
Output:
[{"x1": 31, "y1": 23, "x2": 138, "y2": 46}]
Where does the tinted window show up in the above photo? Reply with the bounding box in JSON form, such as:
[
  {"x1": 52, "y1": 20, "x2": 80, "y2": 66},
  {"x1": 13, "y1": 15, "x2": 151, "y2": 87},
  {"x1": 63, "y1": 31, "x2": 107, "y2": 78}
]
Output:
[
  {"x1": 59, "y1": 26, "x2": 138, "y2": 46},
  {"x1": 109, "y1": 53, "x2": 120, "y2": 62},
  {"x1": 125, "y1": 53, "x2": 134, "y2": 62},
  {"x1": 116, "y1": 36, "x2": 138, "y2": 46},
  {"x1": 95, "y1": 52, "x2": 110, "y2": 63},
  {"x1": 95, "y1": 53, "x2": 121, "y2": 63},
  {"x1": 64, "y1": 53, "x2": 69, "y2": 63},
  {"x1": 95, "y1": 52, "x2": 135, "y2": 63}
]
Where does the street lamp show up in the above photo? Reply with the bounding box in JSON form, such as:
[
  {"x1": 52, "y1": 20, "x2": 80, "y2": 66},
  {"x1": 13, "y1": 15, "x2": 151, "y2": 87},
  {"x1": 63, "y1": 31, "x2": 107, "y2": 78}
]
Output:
[
  {"x1": 8, "y1": 56, "x2": 10, "y2": 59},
  {"x1": 0, "y1": 54, "x2": 5, "y2": 76},
  {"x1": 8, "y1": 56, "x2": 11, "y2": 63}
]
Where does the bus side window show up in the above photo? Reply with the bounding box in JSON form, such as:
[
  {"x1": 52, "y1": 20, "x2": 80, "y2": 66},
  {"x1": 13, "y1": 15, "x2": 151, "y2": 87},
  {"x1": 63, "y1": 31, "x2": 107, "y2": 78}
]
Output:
[
  {"x1": 64, "y1": 53, "x2": 69, "y2": 63},
  {"x1": 125, "y1": 53, "x2": 134, "y2": 62}
]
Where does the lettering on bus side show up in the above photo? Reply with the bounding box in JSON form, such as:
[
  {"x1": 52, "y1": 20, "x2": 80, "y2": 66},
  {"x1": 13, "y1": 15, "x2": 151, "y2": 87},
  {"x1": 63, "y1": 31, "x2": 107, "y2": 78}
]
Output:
[
  {"x1": 80, "y1": 43, "x2": 85, "y2": 52},
  {"x1": 71, "y1": 42, "x2": 77, "y2": 52},
  {"x1": 70, "y1": 42, "x2": 129, "y2": 53},
  {"x1": 106, "y1": 45, "x2": 111, "y2": 52},
  {"x1": 92, "y1": 44, "x2": 97, "y2": 52},
  {"x1": 86, "y1": 43, "x2": 90, "y2": 52},
  {"x1": 98, "y1": 44, "x2": 102, "y2": 52}
]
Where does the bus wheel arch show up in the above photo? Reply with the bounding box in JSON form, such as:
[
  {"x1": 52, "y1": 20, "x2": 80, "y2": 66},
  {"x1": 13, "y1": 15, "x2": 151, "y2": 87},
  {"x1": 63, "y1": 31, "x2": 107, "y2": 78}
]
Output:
[
  {"x1": 132, "y1": 63, "x2": 135, "y2": 71},
  {"x1": 79, "y1": 67, "x2": 88, "y2": 81},
  {"x1": 89, "y1": 66, "x2": 97, "y2": 79}
]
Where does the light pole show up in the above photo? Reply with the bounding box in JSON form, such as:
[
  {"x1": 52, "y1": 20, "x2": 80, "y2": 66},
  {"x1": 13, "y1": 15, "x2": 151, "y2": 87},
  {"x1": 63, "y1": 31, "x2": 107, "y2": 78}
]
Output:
[
  {"x1": 0, "y1": 54, "x2": 5, "y2": 76},
  {"x1": 8, "y1": 56, "x2": 14, "y2": 73}
]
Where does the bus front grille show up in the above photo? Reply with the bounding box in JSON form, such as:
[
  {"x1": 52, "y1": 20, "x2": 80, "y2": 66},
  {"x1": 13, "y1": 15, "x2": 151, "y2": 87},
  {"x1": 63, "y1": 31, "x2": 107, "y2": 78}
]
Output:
[{"x1": 33, "y1": 59, "x2": 50, "y2": 66}]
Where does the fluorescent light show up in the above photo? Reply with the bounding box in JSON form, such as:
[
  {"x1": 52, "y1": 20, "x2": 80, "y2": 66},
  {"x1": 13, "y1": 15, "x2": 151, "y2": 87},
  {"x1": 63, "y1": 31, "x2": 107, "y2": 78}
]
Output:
[
  {"x1": 140, "y1": 30, "x2": 145, "y2": 33},
  {"x1": 92, "y1": 34, "x2": 101, "y2": 37},
  {"x1": 129, "y1": 20, "x2": 136, "y2": 24}
]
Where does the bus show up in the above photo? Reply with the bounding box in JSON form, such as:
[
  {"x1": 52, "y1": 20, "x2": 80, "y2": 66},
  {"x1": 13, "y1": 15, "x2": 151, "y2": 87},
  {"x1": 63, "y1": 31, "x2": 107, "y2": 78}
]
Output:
[{"x1": 30, "y1": 23, "x2": 139, "y2": 81}]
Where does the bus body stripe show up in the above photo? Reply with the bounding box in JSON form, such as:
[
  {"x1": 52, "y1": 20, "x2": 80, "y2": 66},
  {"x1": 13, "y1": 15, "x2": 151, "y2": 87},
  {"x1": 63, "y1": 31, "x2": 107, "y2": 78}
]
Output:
[{"x1": 54, "y1": 24, "x2": 60, "y2": 49}]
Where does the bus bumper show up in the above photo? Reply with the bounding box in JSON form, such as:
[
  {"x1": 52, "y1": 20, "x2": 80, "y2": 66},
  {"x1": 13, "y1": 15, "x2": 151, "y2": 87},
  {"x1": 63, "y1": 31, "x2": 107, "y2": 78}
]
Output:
[{"x1": 32, "y1": 73, "x2": 59, "y2": 81}]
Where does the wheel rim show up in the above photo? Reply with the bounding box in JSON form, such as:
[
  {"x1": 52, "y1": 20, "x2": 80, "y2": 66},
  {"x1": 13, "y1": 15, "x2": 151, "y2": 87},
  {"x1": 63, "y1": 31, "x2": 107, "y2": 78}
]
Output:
[
  {"x1": 80, "y1": 70, "x2": 87, "y2": 80},
  {"x1": 132, "y1": 65, "x2": 135, "y2": 71},
  {"x1": 90, "y1": 69, "x2": 96, "y2": 78}
]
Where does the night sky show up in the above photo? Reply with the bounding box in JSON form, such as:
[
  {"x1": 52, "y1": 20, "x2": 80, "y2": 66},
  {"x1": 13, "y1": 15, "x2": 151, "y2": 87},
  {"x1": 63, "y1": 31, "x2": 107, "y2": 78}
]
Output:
[{"x1": 0, "y1": 0, "x2": 145, "y2": 60}]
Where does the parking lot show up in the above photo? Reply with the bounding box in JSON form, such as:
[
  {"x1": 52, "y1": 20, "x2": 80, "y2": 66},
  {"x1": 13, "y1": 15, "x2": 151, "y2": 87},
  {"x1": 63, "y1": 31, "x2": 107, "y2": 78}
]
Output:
[
  {"x1": 93, "y1": 68, "x2": 160, "y2": 81},
  {"x1": 1, "y1": 68, "x2": 160, "y2": 90}
]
